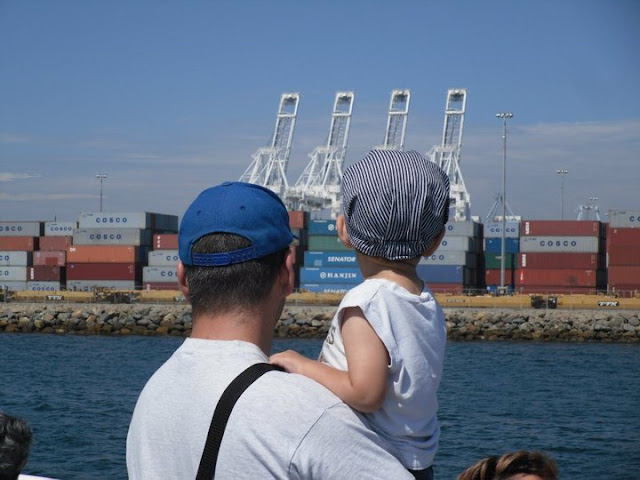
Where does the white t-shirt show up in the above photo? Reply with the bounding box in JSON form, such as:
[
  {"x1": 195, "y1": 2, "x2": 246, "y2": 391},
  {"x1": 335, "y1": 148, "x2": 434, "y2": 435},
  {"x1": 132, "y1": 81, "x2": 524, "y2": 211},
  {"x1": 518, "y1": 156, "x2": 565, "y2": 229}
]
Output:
[
  {"x1": 319, "y1": 278, "x2": 447, "y2": 470},
  {"x1": 127, "y1": 338, "x2": 412, "y2": 479}
]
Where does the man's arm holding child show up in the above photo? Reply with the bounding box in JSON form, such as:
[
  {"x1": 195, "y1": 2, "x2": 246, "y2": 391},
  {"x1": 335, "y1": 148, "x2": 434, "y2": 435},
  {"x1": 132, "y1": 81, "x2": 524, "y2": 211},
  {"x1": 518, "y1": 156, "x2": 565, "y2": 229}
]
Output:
[{"x1": 270, "y1": 306, "x2": 388, "y2": 413}]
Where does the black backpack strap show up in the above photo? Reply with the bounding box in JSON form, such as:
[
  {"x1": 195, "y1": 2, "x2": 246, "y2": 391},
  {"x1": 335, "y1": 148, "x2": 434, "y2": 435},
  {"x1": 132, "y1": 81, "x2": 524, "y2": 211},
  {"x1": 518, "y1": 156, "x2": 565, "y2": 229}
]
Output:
[{"x1": 196, "y1": 362, "x2": 284, "y2": 480}]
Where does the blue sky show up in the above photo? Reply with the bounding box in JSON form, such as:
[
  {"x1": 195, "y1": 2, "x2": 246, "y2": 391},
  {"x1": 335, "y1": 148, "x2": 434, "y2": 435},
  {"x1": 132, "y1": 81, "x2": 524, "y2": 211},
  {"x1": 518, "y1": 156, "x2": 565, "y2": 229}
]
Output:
[{"x1": 1, "y1": 0, "x2": 638, "y2": 223}]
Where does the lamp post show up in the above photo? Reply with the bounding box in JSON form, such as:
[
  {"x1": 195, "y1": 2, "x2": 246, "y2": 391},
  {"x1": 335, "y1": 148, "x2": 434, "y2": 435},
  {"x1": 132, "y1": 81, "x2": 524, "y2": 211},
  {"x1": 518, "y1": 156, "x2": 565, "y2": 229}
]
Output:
[
  {"x1": 556, "y1": 169, "x2": 568, "y2": 220},
  {"x1": 96, "y1": 174, "x2": 107, "y2": 212},
  {"x1": 496, "y1": 112, "x2": 513, "y2": 293}
]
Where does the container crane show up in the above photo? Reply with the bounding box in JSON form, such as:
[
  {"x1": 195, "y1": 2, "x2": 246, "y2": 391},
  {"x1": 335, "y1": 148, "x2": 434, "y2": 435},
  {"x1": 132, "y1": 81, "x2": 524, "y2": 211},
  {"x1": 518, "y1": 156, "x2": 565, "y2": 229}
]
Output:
[{"x1": 377, "y1": 89, "x2": 411, "y2": 150}]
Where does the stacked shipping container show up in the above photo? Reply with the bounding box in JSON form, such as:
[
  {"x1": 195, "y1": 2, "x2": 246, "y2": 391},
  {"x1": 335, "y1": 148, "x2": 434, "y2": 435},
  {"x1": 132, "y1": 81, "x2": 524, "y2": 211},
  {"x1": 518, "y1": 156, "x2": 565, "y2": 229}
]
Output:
[
  {"x1": 517, "y1": 220, "x2": 606, "y2": 294},
  {"x1": 143, "y1": 234, "x2": 179, "y2": 290},
  {"x1": 607, "y1": 210, "x2": 640, "y2": 295},
  {"x1": 0, "y1": 221, "x2": 42, "y2": 291},
  {"x1": 483, "y1": 221, "x2": 520, "y2": 293}
]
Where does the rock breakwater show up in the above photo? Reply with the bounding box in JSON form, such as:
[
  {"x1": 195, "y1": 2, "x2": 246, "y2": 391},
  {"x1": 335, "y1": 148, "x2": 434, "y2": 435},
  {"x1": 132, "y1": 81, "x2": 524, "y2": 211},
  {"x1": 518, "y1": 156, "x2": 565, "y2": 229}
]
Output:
[{"x1": 1, "y1": 304, "x2": 639, "y2": 342}]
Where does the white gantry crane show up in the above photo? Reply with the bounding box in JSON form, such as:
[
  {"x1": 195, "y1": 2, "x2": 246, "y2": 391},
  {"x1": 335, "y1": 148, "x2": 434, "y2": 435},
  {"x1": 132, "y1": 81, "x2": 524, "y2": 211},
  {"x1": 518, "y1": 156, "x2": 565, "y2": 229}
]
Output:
[
  {"x1": 426, "y1": 88, "x2": 470, "y2": 222},
  {"x1": 239, "y1": 93, "x2": 300, "y2": 198},
  {"x1": 286, "y1": 91, "x2": 355, "y2": 219},
  {"x1": 377, "y1": 89, "x2": 411, "y2": 150}
]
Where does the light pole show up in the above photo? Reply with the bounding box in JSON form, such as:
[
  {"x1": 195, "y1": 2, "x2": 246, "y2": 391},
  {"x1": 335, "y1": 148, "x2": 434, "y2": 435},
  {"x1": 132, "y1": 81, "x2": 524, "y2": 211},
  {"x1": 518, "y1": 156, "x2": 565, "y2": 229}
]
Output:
[
  {"x1": 496, "y1": 112, "x2": 513, "y2": 293},
  {"x1": 96, "y1": 174, "x2": 107, "y2": 212},
  {"x1": 556, "y1": 169, "x2": 568, "y2": 220}
]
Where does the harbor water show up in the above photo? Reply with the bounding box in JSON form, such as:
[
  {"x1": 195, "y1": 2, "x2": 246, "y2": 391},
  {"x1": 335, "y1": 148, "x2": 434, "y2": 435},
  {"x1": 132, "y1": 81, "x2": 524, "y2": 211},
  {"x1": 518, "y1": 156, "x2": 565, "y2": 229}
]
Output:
[{"x1": 1, "y1": 334, "x2": 639, "y2": 479}]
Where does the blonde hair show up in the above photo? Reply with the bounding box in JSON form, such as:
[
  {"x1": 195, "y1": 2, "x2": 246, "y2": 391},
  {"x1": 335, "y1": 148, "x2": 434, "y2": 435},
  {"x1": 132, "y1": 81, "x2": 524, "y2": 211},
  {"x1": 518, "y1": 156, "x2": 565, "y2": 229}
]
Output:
[{"x1": 458, "y1": 450, "x2": 558, "y2": 480}]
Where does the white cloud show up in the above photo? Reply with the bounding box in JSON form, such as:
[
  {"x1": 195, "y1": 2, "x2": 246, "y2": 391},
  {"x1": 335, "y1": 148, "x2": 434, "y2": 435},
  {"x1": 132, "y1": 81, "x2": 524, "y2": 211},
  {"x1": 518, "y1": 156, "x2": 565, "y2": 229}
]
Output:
[
  {"x1": 0, "y1": 132, "x2": 31, "y2": 144},
  {"x1": 0, "y1": 192, "x2": 94, "y2": 201},
  {"x1": 0, "y1": 172, "x2": 41, "y2": 182}
]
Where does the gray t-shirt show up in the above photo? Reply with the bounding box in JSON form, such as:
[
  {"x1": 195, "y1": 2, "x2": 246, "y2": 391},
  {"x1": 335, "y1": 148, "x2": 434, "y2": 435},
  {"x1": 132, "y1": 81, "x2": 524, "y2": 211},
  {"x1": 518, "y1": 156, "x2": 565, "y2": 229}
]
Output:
[{"x1": 127, "y1": 338, "x2": 412, "y2": 479}]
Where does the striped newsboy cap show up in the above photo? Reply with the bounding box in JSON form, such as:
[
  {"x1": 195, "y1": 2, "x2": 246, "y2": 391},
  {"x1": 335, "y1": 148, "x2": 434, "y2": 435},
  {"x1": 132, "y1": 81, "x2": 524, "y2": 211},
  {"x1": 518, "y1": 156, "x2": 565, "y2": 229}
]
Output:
[{"x1": 342, "y1": 149, "x2": 450, "y2": 260}]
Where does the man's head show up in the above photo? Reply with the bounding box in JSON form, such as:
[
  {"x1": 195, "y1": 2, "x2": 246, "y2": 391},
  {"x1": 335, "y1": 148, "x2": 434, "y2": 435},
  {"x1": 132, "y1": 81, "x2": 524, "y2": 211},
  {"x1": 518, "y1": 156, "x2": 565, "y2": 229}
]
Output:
[
  {"x1": 0, "y1": 411, "x2": 32, "y2": 480},
  {"x1": 341, "y1": 149, "x2": 450, "y2": 261},
  {"x1": 178, "y1": 182, "x2": 295, "y2": 317}
]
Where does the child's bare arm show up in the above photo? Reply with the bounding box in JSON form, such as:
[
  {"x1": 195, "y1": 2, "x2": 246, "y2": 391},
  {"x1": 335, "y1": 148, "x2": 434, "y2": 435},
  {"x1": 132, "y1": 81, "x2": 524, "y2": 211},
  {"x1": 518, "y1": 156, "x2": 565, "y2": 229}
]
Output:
[{"x1": 270, "y1": 306, "x2": 388, "y2": 413}]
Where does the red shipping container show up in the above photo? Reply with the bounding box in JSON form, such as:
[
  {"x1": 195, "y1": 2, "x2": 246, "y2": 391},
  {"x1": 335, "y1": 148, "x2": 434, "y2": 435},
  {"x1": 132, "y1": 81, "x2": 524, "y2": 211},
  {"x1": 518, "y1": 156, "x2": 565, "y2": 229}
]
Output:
[
  {"x1": 67, "y1": 246, "x2": 139, "y2": 263},
  {"x1": 516, "y1": 268, "x2": 601, "y2": 287},
  {"x1": 143, "y1": 282, "x2": 180, "y2": 291},
  {"x1": 33, "y1": 251, "x2": 66, "y2": 266},
  {"x1": 607, "y1": 246, "x2": 640, "y2": 266},
  {"x1": 426, "y1": 283, "x2": 465, "y2": 294},
  {"x1": 515, "y1": 285, "x2": 599, "y2": 295},
  {"x1": 485, "y1": 269, "x2": 515, "y2": 285},
  {"x1": 66, "y1": 262, "x2": 140, "y2": 281},
  {"x1": 153, "y1": 234, "x2": 178, "y2": 250},
  {"x1": 607, "y1": 266, "x2": 640, "y2": 286},
  {"x1": 28, "y1": 266, "x2": 64, "y2": 281},
  {"x1": 520, "y1": 220, "x2": 602, "y2": 237},
  {"x1": 39, "y1": 236, "x2": 72, "y2": 251},
  {"x1": 607, "y1": 227, "x2": 640, "y2": 247},
  {"x1": 288, "y1": 211, "x2": 307, "y2": 230},
  {"x1": 0, "y1": 237, "x2": 38, "y2": 251},
  {"x1": 518, "y1": 252, "x2": 603, "y2": 270}
]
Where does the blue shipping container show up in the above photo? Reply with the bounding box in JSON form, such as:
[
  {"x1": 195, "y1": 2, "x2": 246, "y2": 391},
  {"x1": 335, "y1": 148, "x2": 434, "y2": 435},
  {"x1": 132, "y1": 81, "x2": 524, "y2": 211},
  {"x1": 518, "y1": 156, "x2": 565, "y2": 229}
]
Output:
[
  {"x1": 300, "y1": 267, "x2": 363, "y2": 284},
  {"x1": 299, "y1": 283, "x2": 352, "y2": 294},
  {"x1": 485, "y1": 238, "x2": 520, "y2": 254},
  {"x1": 304, "y1": 251, "x2": 357, "y2": 267},
  {"x1": 307, "y1": 219, "x2": 338, "y2": 236},
  {"x1": 417, "y1": 264, "x2": 468, "y2": 283}
]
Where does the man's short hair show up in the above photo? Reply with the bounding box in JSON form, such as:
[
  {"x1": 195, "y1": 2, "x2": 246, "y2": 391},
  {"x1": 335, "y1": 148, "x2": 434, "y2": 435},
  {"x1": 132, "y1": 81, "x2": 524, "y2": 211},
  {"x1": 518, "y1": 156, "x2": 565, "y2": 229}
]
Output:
[
  {"x1": 184, "y1": 233, "x2": 288, "y2": 317},
  {"x1": 0, "y1": 411, "x2": 32, "y2": 480}
]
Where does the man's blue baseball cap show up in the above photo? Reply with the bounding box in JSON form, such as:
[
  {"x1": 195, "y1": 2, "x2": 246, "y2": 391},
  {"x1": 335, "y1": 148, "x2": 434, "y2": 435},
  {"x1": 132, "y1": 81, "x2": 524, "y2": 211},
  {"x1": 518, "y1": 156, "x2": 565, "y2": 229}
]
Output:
[{"x1": 179, "y1": 182, "x2": 294, "y2": 267}]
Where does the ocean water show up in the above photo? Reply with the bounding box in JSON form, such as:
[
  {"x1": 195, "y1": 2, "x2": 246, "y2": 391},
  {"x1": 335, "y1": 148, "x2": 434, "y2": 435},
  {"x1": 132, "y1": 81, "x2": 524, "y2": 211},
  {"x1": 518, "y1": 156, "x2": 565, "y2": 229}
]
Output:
[{"x1": 1, "y1": 334, "x2": 639, "y2": 479}]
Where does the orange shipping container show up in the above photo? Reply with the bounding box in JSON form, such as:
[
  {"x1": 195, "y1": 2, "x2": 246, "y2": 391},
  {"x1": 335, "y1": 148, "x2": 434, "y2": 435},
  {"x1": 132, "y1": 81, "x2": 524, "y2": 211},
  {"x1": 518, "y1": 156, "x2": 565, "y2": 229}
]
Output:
[
  {"x1": 66, "y1": 245, "x2": 140, "y2": 263},
  {"x1": 0, "y1": 237, "x2": 38, "y2": 251},
  {"x1": 288, "y1": 211, "x2": 307, "y2": 230},
  {"x1": 608, "y1": 266, "x2": 640, "y2": 286},
  {"x1": 153, "y1": 234, "x2": 178, "y2": 250},
  {"x1": 607, "y1": 227, "x2": 640, "y2": 247},
  {"x1": 39, "y1": 236, "x2": 72, "y2": 251},
  {"x1": 33, "y1": 251, "x2": 66, "y2": 266}
]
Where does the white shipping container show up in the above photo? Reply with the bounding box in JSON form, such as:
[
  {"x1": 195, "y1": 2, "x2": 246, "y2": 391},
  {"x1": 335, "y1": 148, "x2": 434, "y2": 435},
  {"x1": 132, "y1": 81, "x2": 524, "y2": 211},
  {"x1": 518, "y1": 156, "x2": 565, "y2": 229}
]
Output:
[
  {"x1": 27, "y1": 281, "x2": 62, "y2": 291},
  {"x1": 608, "y1": 210, "x2": 640, "y2": 229},
  {"x1": 1, "y1": 281, "x2": 27, "y2": 291},
  {"x1": 519, "y1": 236, "x2": 600, "y2": 253},
  {"x1": 44, "y1": 221, "x2": 77, "y2": 236},
  {"x1": 0, "y1": 266, "x2": 27, "y2": 281},
  {"x1": 420, "y1": 251, "x2": 476, "y2": 266},
  {"x1": 148, "y1": 250, "x2": 180, "y2": 267},
  {"x1": 483, "y1": 221, "x2": 520, "y2": 238},
  {"x1": 0, "y1": 221, "x2": 43, "y2": 237},
  {"x1": 438, "y1": 236, "x2": 475, "y2": 252},
  {"x1": 78, "y1": 212, "x2": 178, "y2": 231},
  {"x1": 0, "y1": 251, "x2": 32, "y2": 266},
  {"x1": 67, "y1": 280, "x2": 137, "y2": 291},
  {"x1": 143, "y1": 266, "x2": 178, "y2": 283},
  {"x1": 444, "y1": 221, "x2": 482, "y2": 237},
  {"x1": 73, "y1": 228, "x2": 152, "y2": 246}
]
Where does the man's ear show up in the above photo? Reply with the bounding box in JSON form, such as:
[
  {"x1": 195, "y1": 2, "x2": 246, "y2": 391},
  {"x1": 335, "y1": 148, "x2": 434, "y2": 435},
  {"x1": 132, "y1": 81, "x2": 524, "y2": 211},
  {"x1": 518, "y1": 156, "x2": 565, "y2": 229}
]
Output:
[
  {"x1": 177, "y1": 261, "x2": 191, "y2": 303},
  {"x1": 336, "y1": 215, "x2": 354, "y2": 249},
  {"x1": 280, "y1": 247, "x2": 296, "y2": 297}
]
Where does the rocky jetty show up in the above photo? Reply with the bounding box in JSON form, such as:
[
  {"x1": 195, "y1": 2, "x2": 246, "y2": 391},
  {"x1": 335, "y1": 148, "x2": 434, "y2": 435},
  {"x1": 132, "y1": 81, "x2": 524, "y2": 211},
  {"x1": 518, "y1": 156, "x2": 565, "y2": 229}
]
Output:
[{"x1": 1, "y1": 303, "x2": 639, "y2": 342}]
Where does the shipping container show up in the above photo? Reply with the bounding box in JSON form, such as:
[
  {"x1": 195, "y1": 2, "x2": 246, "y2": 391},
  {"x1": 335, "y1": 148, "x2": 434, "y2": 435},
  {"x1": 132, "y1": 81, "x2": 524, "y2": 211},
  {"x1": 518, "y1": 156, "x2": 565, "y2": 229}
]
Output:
[
  {"x1": 142, "y1": 282, "x2": 180, "y2": 291},
  {"x1": 142, "y1": 266, "x2": 178, "y2": 283},
  {"x1": 485, "y1": 269, "x2": 515, "y2": 286},
  {"x1": 28, "y1": 266, "x2": 64, "y2": 281},
  {"x1": 484, "y1": 238, "x2": 520, "y2": 254},
  {"x1": 73, "y1": 228, "x2": 152, "y2": 246},
  {"x1": 66, "y1": 262, "x2": 140, "y2": 281},
  {"x1": 519, "y1": 236, "x2": 600, "y2": 253},
  {"x1": 426, "y1": 283, "x2": 465, "y2": 294},
  {"x1": 299, "y1": 267, "x2": 362, "y2": 284},
  {"x1": 607, "y1": 266, "x2": 640, "y2": 286},
  {"x1": 485, "y1": 285, "x2": 515, "y2": 295},
  {"x1": 27, "y1": 281, "x2": 63, "y2": 291},
  {"x1": 39, "y1": 236, "x2": 73, "y2": 251},
  {"x1": 420, "y1": 251, "x2": 476, "y2": 266},
  {"x1": 67, "y1": 280, "x2": 137, "y2": 291},
  {"x1": 0, "y1": 266, "x2": 27, "y2": 281},
  {"x1": 308, "y1": 235, "x2": 351, "y2": 251},
  {"x1": 483, "y1": 221, "x2": 520, "y2": 238},
  {"x1": 44, "y1": 222, "x2": 77, "y2": 236},
  {"x1": 66, "y1": 245, "x2": 140, "y2": 263},
  {"x1": 33, "y1": 251, "x2": 66, "y2": 267},
  {"x1": 484, "y1": 253, "x2": 517, "y2": 269},
  {"x1": 148, "y1": 250, "x2": 180, "y2": 267},
  {"x1": 0, "y1": 237, "x2": 38, "y2": 251},
  {"x1": 153, "y1": 234, "x2": 179, "y2": 250},
  {"x1": 518, "y1": 252, "x2": 603, "y2": 270},
  {"x1": 515, "y1": 269, "x2": 603, "y2": 288},
  {"x1": 0, "y1": 222, "x2": 43, "y2": 237},
  {"x1": 520, "y1": 220, "x2": 602, "y2": 237},
  {"x1": 444, "y1": 221, "x2": 482, "y2": 237},
  {"x1": 417, "y1": 265, "x2": 470, "y2": 284},
  {"x1": 515, "y1": 285, "x2": 599, "y2": 295},
  {"x1": 78, "y1": 212, "x2": 178, "y2": 231},
  {"x1": 438, "y1": 236, "x2": 475, "y2": 252},
  {"x1": 288, "y1": 211, "x2": 308, "y2": 230},
  {"x1": 304, "y1": 251, "x2": 357, "y2": 267},
  {"x1": 299, "y1": 283, "x2": 352, "y2": 294},
  {"x1": 307, "y1": 219, "x2": 338, "y2": 236},
  {"x1": 607, "y1": 246, "x2": 640, "y2": 266},
  {"x1": 608, "y1": 210, "x2": 640, "y2": 228},
  {"x1": 606, "y1": 227, "x2": 640, "y2": 247},
  {"x1": 0, "y1": 281, "x2": 27, "y2": 291},
  {"x1": 0, "y1": 251, "x2": 32, "y2": 266}
]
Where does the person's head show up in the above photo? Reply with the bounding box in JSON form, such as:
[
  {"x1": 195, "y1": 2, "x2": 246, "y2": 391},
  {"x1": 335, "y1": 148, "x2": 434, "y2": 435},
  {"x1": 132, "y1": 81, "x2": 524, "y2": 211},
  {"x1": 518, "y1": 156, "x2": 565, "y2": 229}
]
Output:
[
  {"x1": 457, "y1": 450, "x2": 559, "y2": 480},
  {"x1": 338, "y1": 149, "x2": 450, "y2": 262},
  {"x1": 0, "y1": 411, "x2": 32, "y2": 480},
  {"x1": 177, "y1": 182, "x2": 295, "y2": 318}
]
